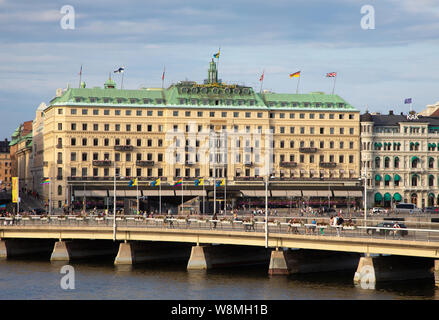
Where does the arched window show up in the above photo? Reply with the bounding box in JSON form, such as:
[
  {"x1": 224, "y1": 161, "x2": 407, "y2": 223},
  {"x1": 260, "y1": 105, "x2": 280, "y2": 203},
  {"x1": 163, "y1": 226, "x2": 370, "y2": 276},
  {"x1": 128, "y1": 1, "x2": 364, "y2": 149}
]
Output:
[
  {"x1": 57, "y1": 185, "x2": 62, "y2": 196},
  {"x1": 429, "y1": 175, "x2": 435, "y2": 187},
  {"x1": 429, "y1": 157, "x2": 434, "y2": 169},
  {"x1": 57, "y1": 137, "x2": 62, "y2": 147},
  {"x1": 412, "y1": 157, "x2": 419, "y2": 168},
  {"x1": 412, "y1": 174, "x2": 418, "y2": 187},
  {"x1": 394, "y1": 157, "x2": 400, "y2": 169},
  {"x1": 375, "y1": 157, "x2": 380, "y2": 169},
  {"x1": 384, "y1": 157, "x2": 390, "y2": 168}
]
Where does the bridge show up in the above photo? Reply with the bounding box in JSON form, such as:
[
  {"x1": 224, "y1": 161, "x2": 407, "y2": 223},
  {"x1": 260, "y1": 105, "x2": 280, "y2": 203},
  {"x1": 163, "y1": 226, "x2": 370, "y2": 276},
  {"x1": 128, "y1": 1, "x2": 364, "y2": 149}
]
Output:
[{"x1": 1, "y1": 214, "x2": 439, "y2": 288}]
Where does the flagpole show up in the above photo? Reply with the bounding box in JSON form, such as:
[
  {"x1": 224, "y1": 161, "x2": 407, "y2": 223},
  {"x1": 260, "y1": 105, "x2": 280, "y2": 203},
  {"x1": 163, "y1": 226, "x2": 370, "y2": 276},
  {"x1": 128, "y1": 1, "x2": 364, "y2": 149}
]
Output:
[
  {"x1": 224, "y1": 178, "x2": 227, "y2": 215},
  {"x1": 113, "y1": 160, "x2": 116, "y2": 241},
  {"x1": 203, "y1": 178, "x2": 205, "y2": 215},
  {"x1": 296, "y1": 75, "x2": 301, "y2": 94},
  {"x1": 216, "y1": 47, "x2": 220, "y2": 80},
  {"x1": 332, "y1": 74, "x2": 337, "y2": 95},
  {"x1": 259, "y1": 70, "x2": 264, "y2": 94},
  {"x1": 49, "y1": 178, "x2": 52, "y2": 215},
  {"x1": 136, "y1": 177, "x2": 139, "y2": 215},
  {"x1": 213, "y1": 168, "x2": 216, "y2": 215},
  {"x1": 17, "y1": 177, "x2": 19, "y2": 215},
  {"x1": 181, "y1": 177, "x2": 184, "y2": 215},
  {"x1": 121, "y1": 71, "x2": 124, "y2": 90},
  {"x1": 162, "y1": 66, "x2": 165, "y2": 89},
  {"x1": 159, "y1": 179, "x2": 162, "y2": 215},
  {"x1": 78, "y1": 64, "x2": 82, "y2": 88}
]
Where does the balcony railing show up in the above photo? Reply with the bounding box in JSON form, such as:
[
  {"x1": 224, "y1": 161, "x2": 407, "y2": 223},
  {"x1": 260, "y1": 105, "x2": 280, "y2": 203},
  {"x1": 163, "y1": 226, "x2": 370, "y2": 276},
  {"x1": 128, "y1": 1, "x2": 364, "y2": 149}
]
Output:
[
  {"x1": 114, "y1": 145, "x2": 134, "y2": 151},
  {"x1": 320, "y1": 162, "x2": 337, "y2": 168},
  {"x1": 244, "y1": 162, "x2": 253, "y2": 166},
  {"x1": 299, "y1": 147, "x2": 318, "y2": 153},
  {"x1": 92, "y1": 160, "x2": 112, "y2": 166},
  {"x1": 280, "y1": 161, "x2": 297, "y2": 168},
  {"x1": 136, "y1": 160, "x2": 154, "y2": 167},
  {"x1": 234, "y1": 176, "x2": 264, "y2": 181},
  {"x1": 57, "y1": 159, "x2": 63, "y2": 164}
]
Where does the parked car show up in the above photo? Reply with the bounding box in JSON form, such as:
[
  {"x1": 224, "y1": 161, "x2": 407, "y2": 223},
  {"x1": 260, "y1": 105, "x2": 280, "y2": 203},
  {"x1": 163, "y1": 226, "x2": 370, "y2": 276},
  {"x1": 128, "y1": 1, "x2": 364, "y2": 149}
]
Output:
[
  {"x1": 366, "y1": 222, "x2": 408, "y2": 237},
  {"x1": 32, "y1": 208, "x2": 46, "y2": 215},
  {"x1": 394, "y1": 203, "x2": 422, "y2": 214},
  {"x1": 425, "y1": 207, "x2": 439, "y2": 214},
  {"x1": 372, "y1": 207, "x2": 385, "y2": 214}
]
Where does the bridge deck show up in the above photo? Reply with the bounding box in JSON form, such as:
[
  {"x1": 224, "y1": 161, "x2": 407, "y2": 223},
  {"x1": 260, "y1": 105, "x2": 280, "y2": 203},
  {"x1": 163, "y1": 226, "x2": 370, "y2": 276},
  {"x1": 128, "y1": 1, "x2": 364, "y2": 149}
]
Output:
[{"x1": 1, "y1": 225, "x2": 439, "y2": 259}]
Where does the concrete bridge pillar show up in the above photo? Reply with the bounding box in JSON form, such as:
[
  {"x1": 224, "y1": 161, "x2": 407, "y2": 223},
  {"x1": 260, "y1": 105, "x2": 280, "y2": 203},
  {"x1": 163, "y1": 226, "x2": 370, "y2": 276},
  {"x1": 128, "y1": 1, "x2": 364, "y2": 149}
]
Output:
[
  {"x1": 354, "y1": 254, "x2": 434, "y2": 288},
  {"x1": 0, "y1": 240, "x2": 7, "y2": 259},
  {"x1": 187, "y1": 245, "x2": 211, "y2": 270},
  {"x1": 50, "y1": 241, "x2": 70, "y2": 261},
  {"x1": 268, "y1": 249, "x2": 289, "y2": 275},
  {"x1": 434, "y1": 260, "x2": 439, "y2": 287},
  {"x1": 353, "y1": 255, "x2": 376, "y2": 289},
  {"x1": 114, "y1": 242, "x2": 134, "y2": 265}
]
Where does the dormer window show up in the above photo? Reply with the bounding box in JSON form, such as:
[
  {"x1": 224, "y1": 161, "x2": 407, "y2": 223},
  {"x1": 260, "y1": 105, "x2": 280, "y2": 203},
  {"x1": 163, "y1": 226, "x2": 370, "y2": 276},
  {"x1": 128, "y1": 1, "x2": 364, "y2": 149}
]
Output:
[
  {"x1": 130, "y1": 98, "x2": 137, "y2": 104},
  {"x1": 89, "y1": 97, "x2": 96, "y2": 103},
  {"x1": 116, "y1": 98, "x2": 123, "y2": 103},
  {"x1": 75, "y1": 97, "x2": 81, "y2": 102}
]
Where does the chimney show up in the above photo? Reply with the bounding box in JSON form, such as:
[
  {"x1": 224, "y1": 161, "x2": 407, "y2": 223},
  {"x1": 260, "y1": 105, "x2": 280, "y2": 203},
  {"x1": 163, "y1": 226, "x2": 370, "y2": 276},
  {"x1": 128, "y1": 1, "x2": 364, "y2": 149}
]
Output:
[{"x1": 389, "y1": 110, "x2": 394, "y2": 115}]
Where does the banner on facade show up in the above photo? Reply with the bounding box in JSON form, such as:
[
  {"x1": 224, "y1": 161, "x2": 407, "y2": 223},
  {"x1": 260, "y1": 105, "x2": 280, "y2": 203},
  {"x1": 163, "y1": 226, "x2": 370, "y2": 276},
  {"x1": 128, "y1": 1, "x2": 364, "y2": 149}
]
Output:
[{"x1": 12, "y1": 177, "x2": 18, "y2": 203}]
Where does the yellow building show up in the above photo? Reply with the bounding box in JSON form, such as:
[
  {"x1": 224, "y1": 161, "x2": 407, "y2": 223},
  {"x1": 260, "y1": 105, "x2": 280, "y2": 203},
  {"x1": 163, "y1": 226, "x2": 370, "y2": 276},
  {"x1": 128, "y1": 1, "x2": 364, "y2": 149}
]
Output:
[{"x1": 35, "y1": 60, "x2": 362, "y2": 213}]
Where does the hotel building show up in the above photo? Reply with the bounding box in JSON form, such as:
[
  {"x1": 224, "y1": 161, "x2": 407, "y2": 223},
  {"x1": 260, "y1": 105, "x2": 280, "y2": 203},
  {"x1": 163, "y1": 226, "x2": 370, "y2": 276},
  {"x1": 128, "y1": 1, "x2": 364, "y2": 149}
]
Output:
[{"x1": 33, "y1": 60, "x2": 362, "y2": 213}]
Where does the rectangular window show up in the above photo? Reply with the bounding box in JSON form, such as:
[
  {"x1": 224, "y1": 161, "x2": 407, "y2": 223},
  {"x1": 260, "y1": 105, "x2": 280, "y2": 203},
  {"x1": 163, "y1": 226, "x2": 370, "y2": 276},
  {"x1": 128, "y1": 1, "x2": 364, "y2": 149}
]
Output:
[{"x1": 82, "y1": 109, "x2": 88, "y2": 115}]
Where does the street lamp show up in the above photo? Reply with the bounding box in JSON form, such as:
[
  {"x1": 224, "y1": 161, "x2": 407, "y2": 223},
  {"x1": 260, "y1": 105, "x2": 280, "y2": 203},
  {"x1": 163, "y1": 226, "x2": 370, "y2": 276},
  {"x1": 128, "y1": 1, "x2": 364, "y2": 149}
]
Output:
[{"x1": 361, "y1": 165, "x2": 368, "y2": 227}]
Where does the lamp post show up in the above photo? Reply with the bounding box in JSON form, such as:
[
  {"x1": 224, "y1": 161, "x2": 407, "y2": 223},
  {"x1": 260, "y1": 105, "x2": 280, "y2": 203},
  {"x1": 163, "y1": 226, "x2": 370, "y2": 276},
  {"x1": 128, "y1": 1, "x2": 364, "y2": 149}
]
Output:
[
  {"x1": 265, "y1": 175, "x2": 268, "y2": 248},
  {"x1": 113, "y1": 159, "x2": 117, "y2": 241},
  {"x1": 362, "y1": 165, "x2": 368, "y2": 227}
]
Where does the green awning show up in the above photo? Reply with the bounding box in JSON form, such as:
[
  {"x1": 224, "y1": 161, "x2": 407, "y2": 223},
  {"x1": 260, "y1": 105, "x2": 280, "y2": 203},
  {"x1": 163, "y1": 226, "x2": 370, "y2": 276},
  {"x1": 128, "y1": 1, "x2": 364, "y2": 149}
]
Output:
[
  {"x1": 394, "y1": 174, "x2": 401, "y2": 182},
  {"x1": 384, "y1": 193, "x2": 391, "y2": 201},
  {"x1": 433, "y1": 143, "x2": 437, "y2": 148},
  {"x1": 393, "y1": 193, "x2": 402, "y2": 202},
  {"x1": 415, "y1": 142, "x2": 419, "y2": 146},
  {"x1": 384, "y1": 174, "x2": 391, "y2": 182},
  {"x1": 428, "y1": 193, "x2": 435, "y2": 198},
  {"x1": 375, "y1": 193, "x2": 383, "y2": 202},
  {"x1": 375, "y1": 174, "x2": 382, "y2": 181},
  {"x1": 429, "y1": 143, "x2": 432, "y2": 148},
  {"x1": 411, "y1": 156, "x2": 419, "y2": 162},
  {"x1": 410, "y1": 142, "x2": 414, "y2": 146}
]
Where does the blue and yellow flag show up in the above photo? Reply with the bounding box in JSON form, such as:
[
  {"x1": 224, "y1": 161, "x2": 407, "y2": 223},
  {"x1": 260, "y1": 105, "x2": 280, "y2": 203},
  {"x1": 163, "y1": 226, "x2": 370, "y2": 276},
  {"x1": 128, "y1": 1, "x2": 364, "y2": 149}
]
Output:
[
  {"x1": 195, "y1": 178, "x2": 204, "y2": 186},
  {"x1": 215, "y1": 178, "x2": 225, "y2": 187},
  {"x1": 213, "y1": 49, "x2": 220, "y2": 59},
  {"x1": 151, "y1": 178, "x2": 160, "y2": 187},
  {"x1": 128, "y1": 178, "x2": 138, "y2": 187}
]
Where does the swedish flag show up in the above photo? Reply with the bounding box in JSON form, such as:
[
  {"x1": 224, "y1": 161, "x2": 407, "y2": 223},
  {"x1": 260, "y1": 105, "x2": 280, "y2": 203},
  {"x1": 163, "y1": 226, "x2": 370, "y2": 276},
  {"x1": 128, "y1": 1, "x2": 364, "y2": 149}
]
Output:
[
  {"x1": 128, "y1": 178, "x2": 138, "y2": 187},
  {"x1": 195, "y1": 178, "x2": 204, "y2": 186},
  {"x1": 216, "y1": 178, "x2": 225, "y2": 187},
  {"x1": 151, "y1": 178, "x2": 160, "y2": 187},
  {"x1": 213, "y1": 49, "x2": 220, "y2": 59}
]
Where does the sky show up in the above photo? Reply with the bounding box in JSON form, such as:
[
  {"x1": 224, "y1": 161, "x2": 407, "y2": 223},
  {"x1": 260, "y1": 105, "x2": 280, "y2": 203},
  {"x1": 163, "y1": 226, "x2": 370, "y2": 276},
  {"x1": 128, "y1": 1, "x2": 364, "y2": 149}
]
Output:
[{"x1": 1, "y1": 0, "x2": 439, "y2": 138}]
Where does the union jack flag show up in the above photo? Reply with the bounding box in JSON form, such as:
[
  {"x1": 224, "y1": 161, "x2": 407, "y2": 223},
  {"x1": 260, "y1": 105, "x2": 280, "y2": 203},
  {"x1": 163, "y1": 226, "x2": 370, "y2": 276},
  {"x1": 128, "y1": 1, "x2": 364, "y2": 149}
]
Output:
[{"x1": 326, "y1": 72, "x2": 337, "y2": 77}]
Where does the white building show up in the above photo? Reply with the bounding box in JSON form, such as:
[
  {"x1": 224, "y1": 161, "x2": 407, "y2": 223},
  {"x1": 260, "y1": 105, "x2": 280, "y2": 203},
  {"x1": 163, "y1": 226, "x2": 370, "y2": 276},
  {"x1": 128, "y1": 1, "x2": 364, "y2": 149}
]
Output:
[{"x1": 361, "y1": 110, "x2": 439, "y2": 209}]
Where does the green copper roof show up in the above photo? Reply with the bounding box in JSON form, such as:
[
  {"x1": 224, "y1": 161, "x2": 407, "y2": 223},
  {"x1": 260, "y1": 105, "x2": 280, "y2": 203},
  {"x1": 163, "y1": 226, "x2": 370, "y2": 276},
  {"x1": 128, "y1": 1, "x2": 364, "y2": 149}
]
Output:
[{"x1": 48, "y1": 60, "x2": 358, "y2": 112}]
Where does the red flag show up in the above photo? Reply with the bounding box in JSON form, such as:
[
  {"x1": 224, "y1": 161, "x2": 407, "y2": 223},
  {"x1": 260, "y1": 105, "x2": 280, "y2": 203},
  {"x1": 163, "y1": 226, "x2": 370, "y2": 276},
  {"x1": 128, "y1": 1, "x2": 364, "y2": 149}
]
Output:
[
  {"x1": 259, "y1": 71, "x2": 264, "y2": 82},
  {"x1": 162, "y1": 67, "x2": 165, "y2": 81},
  {"x1": 326, "y1": 72, "x2": 336, "y2": 77},
  {"x1": 79, "y1": 65, "x2": 82, "y2": 76}
]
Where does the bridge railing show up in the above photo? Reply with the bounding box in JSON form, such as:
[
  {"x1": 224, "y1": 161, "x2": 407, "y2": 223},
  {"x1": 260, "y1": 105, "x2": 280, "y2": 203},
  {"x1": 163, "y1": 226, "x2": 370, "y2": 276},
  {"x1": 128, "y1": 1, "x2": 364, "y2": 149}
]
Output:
[{"x1": 2, "y1": 215, "x2": 439, "y2": 242}]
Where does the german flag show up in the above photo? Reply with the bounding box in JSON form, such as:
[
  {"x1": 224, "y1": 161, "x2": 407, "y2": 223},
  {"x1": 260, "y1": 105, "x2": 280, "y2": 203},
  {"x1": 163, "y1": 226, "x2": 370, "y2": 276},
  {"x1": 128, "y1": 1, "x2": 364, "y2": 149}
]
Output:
[{"x1": 289, "y1": 71, "x2": 301, "y2": 78}]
